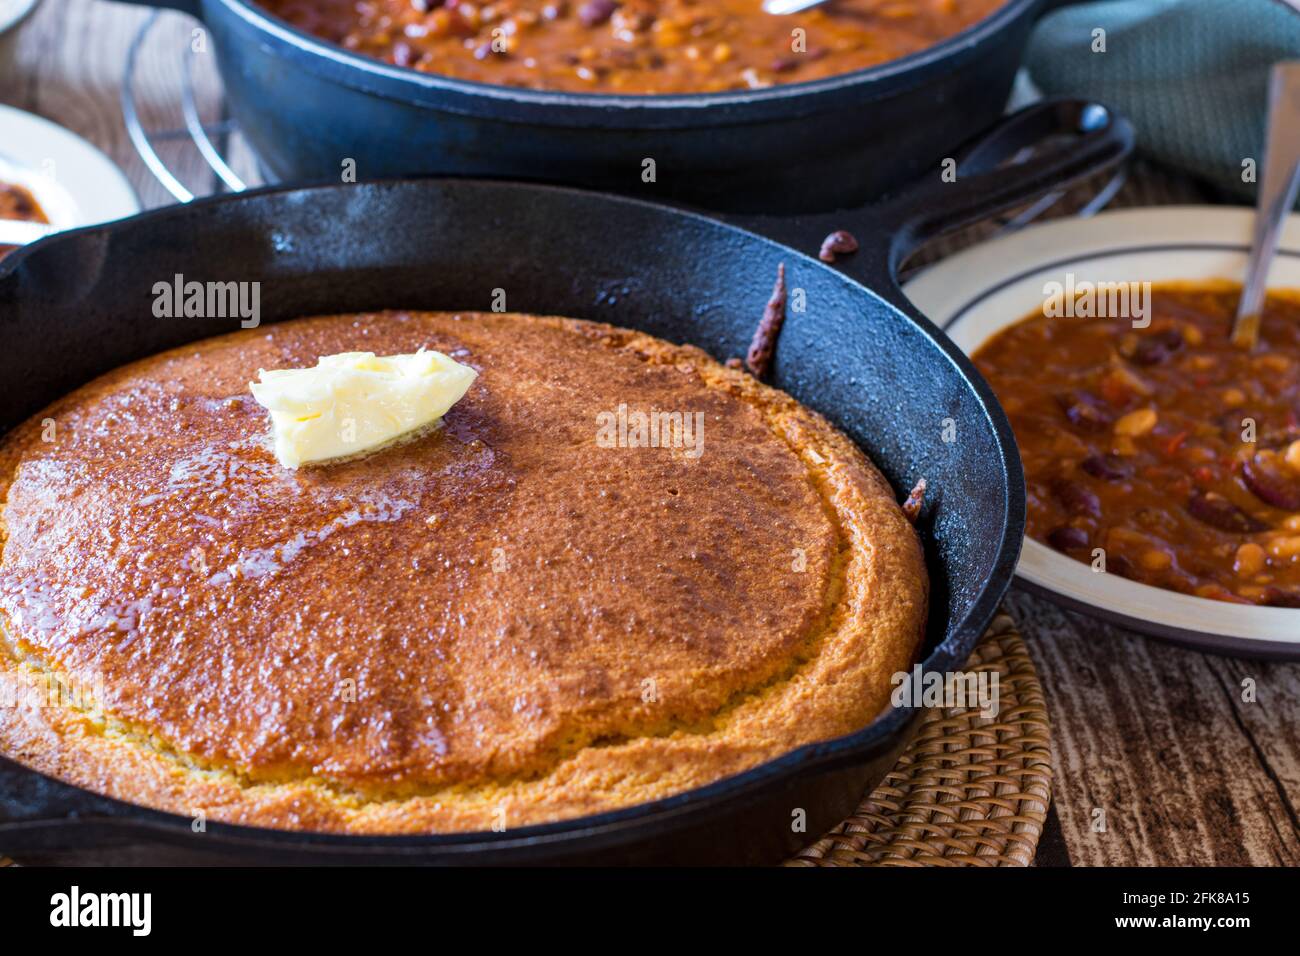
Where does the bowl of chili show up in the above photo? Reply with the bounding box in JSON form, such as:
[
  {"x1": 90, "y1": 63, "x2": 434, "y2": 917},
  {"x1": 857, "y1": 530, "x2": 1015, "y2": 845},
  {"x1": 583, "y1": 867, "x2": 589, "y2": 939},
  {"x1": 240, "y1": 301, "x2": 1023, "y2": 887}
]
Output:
[{"x1": 905, "y1": 205, "x2": 1300, "y2": 658}]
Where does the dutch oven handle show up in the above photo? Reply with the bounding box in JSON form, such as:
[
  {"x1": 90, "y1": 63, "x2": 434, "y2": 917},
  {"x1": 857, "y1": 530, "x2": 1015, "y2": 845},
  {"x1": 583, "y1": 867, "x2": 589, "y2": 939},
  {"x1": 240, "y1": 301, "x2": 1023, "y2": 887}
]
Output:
[
  {"x1": 875, "y1": 98, "x2": 1135, "y2": 281},
  {"x1": 733, "y1": 98, "x2": 1135, "y2": 305}
]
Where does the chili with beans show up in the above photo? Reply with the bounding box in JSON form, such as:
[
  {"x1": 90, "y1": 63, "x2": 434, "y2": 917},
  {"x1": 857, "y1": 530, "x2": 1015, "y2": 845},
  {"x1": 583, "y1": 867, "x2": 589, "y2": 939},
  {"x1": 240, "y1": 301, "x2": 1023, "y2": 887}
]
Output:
[
  {"x1": 974, "y1": 282, "x2": 1300, "y2": 608},
  {"x1": 0, "y1": 181, "x2": 47, "y2": 261},
  {"x1": 260, "y1": 0, "x2": 1004, "y2": 93}
]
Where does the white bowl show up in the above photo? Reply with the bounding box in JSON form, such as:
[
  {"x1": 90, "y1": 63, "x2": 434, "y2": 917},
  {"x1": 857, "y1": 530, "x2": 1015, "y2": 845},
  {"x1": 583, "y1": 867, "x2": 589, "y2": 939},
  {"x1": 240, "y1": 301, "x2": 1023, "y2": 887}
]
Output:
[
  {"x1": 0, "y1": 102, "x2": 138, "y2": 239},
  {"x1": 0, "y1": 0, "x2": 38, "y2": 37},
  {"x1": 904, "y1": 206, "x2": 1300, "y2": 658}
]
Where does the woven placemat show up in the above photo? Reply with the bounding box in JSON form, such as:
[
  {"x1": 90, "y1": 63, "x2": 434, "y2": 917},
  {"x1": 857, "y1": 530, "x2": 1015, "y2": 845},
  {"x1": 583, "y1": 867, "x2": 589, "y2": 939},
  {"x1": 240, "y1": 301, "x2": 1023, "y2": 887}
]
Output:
[
  {"x1": 786, "y1": 611, "x2": 1051, "y2": 867},
  {"x1": 2, "y1": 610, "x2": 1049, "y2": 868}
]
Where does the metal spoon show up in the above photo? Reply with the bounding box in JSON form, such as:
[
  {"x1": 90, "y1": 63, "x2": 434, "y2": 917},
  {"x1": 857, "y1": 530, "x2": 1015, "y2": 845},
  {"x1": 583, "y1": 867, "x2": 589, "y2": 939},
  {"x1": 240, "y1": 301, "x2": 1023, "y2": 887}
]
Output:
[
  {"x1": 1230, "y1": 61, "x2": 1300, "y2": 350},
  {"x1": 762, "y1": 0, "x2": 829, "y2": 14},
  {"x1": 0, "y1": 219, "x2": 56, "y2": 247}
]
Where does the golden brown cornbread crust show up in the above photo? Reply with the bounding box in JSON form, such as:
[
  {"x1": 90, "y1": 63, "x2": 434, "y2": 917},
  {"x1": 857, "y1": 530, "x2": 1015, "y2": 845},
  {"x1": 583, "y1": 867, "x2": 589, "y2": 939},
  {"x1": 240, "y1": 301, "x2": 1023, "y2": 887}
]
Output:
[{"x1": 0, "y1": 311, "x2": 926, "y2": 833}]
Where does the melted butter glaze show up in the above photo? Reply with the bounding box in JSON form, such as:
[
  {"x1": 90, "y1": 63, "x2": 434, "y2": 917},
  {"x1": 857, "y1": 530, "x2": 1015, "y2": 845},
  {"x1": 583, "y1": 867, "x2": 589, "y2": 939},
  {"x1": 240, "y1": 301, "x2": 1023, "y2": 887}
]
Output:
[{"x1": 0, "y1": 311, "x2": 841, "y2": 791}]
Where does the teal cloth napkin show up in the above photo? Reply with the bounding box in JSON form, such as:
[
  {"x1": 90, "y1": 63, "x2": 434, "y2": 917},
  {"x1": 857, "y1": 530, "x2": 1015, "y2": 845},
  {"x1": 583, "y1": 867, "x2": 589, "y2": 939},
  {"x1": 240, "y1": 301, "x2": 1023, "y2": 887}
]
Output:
[{"x1": 1026, "y1": 0, "x2": 1300, "y2": 199}]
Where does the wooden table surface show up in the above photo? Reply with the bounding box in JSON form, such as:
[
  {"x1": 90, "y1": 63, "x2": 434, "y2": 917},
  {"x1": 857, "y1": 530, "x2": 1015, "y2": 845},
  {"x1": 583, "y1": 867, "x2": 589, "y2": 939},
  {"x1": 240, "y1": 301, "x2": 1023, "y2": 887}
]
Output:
[{"x1": 3, "y1": 0, "x2": 1299, "y2": 867}]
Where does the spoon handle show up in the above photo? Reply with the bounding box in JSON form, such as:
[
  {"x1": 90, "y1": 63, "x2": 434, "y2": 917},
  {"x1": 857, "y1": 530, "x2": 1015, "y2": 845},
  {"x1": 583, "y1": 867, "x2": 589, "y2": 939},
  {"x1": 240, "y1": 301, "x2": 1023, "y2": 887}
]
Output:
[{"x1": 1232, "y1": 62, "x2": 1300, "y2": 349}]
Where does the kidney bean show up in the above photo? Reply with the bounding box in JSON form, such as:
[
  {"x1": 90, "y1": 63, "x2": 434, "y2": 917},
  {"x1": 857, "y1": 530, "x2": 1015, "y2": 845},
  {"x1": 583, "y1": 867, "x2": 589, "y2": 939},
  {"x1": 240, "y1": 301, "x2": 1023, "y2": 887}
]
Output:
[
  {"x1": 1080, "y1": 454, "x2": 1131, "y2": 481},
  {"x1": 1241, "y1": 455, "x2": 1300, "y2": 510},
  {"x1": 1047, "y1": 525, "x2": 1090, "y2": 552},
  {"x1": 1130, "y1": 328, "x2": 1184, "y2": 366},
  {"x1": 1055, "y1": 390, "x2": 1113, "y2": 431},
  {"x1": 1186, "y1": 490, "x2": 1267, "y2": 533},
  {"x1": 1262, "y1": 587, "x2": 1300, "y2": 608},
  {"x1": 578, "y1": 0, "x2": 618, "y2": 26},
  {"x1": 1105, "y1": 553, "x2": 1138, "y2": 579},
  {"x1": 1050, "y1": 477, "x2": 1101, "y2": 518},
  {"x1": 818, "y1": 230, "x2": 859, "y2": 264}
]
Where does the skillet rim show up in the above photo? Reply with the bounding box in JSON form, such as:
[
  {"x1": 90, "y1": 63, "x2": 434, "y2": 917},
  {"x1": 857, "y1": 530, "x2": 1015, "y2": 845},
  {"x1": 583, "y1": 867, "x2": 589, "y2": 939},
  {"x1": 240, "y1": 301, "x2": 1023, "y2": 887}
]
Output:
[{"x1": 0, "y1": 175, "x2": 1023, "y2": 849}]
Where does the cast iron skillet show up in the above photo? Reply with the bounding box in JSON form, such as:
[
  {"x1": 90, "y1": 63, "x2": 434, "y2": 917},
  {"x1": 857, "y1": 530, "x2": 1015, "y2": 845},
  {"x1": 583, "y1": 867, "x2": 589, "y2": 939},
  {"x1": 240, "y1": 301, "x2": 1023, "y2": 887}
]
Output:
[
  {"x1": 114, "y1": 0, "x2": 1079, "y2": 213},
  {"x1": 0, "y1": 100, "x2": 1132, "y2": 865}
]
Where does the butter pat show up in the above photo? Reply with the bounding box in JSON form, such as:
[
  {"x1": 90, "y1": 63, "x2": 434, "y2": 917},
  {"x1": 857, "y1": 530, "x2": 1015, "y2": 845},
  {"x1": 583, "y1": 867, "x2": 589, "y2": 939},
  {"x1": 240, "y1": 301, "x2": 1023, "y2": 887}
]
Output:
[{"x1": 249, "y1": 350, "x2": 477, "y2": 469}]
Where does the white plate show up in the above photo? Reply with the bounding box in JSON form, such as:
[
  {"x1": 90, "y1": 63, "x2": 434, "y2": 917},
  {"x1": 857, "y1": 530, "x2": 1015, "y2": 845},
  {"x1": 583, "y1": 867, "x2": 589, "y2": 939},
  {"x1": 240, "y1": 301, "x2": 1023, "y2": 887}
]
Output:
[
  {"x1": 904, "y1": 206, "x2": 1300, "y2": 658},
  {"x1": 0, "y1": 0, "x2": 39, "y2": 37},
  {"x1": 0, "y1": 103, "x2": 138, "y2": 238}
]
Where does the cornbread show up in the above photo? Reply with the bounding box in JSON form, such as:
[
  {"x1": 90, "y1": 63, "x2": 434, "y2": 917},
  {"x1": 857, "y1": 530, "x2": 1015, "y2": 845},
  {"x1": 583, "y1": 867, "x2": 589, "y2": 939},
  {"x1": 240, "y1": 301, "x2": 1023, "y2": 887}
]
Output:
[{"x1": 0, "y1": 310, "x2": 927, "y2": 833}]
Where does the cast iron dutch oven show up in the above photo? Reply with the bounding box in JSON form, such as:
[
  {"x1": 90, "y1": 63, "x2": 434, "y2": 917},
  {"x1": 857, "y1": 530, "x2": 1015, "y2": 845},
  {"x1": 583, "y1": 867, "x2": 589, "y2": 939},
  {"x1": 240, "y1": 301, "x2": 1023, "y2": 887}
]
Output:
[
  {"x1": 117, "y1": 0, "x2": 1077, "y2": 213},
  {"x1": 0, "y1": 100, "x2": 1132, "y2": 865}
]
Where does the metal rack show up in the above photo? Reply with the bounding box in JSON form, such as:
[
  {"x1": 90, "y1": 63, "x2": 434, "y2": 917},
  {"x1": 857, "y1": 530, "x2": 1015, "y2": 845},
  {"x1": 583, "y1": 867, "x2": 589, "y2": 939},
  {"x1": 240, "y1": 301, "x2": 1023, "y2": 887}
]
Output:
[{"x1": 121, "y1": 11, "x2": 260, "y2": 203}]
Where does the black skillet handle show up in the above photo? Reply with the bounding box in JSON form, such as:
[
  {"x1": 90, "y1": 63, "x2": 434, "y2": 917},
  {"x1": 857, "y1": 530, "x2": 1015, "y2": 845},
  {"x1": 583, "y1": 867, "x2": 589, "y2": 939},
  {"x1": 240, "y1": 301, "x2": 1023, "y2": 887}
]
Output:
[{"x1": 736, "y1": 99, "x2": 1134, "y2": 299}]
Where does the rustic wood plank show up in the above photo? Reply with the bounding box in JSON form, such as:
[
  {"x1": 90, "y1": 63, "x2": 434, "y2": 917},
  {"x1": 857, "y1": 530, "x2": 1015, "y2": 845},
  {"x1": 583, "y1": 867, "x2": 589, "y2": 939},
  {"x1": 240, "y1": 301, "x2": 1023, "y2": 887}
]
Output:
[{"x1": 1006, "y1": 589, "x2": 1300, "y2": 866}]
